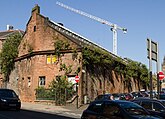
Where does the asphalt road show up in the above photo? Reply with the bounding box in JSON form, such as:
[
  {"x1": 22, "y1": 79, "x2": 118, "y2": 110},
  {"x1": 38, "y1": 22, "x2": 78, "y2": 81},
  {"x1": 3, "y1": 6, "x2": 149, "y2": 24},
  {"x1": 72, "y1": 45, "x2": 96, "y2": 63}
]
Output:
[{"x1": 0, "y1": 109, "x2": 77, "y2": 119}]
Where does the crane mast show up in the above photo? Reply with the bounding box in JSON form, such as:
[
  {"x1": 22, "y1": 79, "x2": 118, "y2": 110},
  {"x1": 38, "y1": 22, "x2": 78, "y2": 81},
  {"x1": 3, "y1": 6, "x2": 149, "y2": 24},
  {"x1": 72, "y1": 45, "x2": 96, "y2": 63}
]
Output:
[{"x1": 56, "y1": 1, "x2": 127, "y2": 55}]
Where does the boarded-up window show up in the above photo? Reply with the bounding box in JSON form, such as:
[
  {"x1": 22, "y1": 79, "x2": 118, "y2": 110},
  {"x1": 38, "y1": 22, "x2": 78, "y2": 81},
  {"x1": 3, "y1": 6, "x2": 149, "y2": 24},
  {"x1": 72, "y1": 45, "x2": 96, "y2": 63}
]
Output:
[
  {"x1": 47, "y1": 55, "x2": 51, "y2": 64},
  {"x1": 52, "y1": 55, "x2": 57, "y2": 64},
  {"x1": 46, "y1": 55, "x2": 57, "y2": 64}
]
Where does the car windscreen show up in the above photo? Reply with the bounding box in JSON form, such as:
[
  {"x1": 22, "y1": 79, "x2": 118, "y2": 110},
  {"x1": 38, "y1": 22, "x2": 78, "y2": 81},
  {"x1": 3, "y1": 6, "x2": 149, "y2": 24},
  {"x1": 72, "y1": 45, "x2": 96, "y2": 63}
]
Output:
[
  {"x1": 0, "y1": 90, "x2": 17, "y2": 98},
  {"x1": 118, "y1": 101, "x2": 148, "y2": 115}
]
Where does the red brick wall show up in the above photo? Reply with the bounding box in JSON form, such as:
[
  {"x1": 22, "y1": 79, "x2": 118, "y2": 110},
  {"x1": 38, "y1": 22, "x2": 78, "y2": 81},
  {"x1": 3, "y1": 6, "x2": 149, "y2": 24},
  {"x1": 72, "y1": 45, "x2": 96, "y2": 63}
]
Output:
[{"x1": 9, "y1": 6, "x2": 82, "y2": 102}]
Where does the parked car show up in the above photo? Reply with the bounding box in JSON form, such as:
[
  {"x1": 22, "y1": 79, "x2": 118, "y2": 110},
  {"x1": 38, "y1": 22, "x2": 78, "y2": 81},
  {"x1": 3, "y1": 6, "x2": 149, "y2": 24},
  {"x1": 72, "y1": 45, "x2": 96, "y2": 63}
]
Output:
[
  {"x1": 147, "y1": 90, "x2": 158, "y2": 98},
  {"x1": 95, "y1": 94, "x2": 114, "y2": 101},
  {"x1": 159, "y1": 94, "x2": 165, "y2": 100},
  {"x1": 0, "y1": 89, "x2": 21, "y2": 110},
  {"x1": 132, "y1": 98, "x2": 165, "y2": 118},
  {"x1": 112, "y1": 93, "x2": 126, "y2": 100},
  {"x1": 81, "y1": 100, "x2": 161, "y2": 119},
  {"x1": 131, "y1": 92, "x2": 143, "y2": 99},
  {"x1": 125, "y1": 93, "x2": 134, "y2": 101},
  {"x1": 141, "y1": 92, "x2": 150, "y2": 97}
]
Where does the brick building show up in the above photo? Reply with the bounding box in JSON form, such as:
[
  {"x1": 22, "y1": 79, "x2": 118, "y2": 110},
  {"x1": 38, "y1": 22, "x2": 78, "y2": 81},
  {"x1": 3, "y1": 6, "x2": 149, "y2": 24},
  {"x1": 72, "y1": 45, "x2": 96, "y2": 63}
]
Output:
[{"x1": 7, "y1": 5, "x2": 145, "y2": 104}]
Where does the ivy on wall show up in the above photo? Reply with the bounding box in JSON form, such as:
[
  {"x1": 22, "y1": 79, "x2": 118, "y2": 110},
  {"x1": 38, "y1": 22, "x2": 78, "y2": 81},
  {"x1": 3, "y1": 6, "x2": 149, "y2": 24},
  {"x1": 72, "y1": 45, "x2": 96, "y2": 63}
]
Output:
[
  {"x1": 82, "y1": 46, "x2": 149, "y2": 84},
  {"x1": 54, "y1": 38, "x2": 70, "y2": 57},
  {"x1": 0, "y1": 33, "x2": 22, "y2": 81},
  {"x1": 53, "y1": 37, "x2": 149, "y2": 84}
]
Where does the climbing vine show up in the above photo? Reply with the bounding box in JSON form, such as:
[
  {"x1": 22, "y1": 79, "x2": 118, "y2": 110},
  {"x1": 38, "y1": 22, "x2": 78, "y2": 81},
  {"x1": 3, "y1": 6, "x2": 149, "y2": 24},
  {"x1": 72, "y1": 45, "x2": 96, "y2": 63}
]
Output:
[
  {"x1": 82, "y1": 46, "x2": 149, "y2": 83},
  {"x1": 0, "y1": 33, "x2": 22, "y2": 81},
  {"x1": 59, "y1": 63, "x2": 72, "y2": 75},
  {"x1": 54, "y1": 38, "x2": 70, "y2": 56},
  {"x1": 53, "y1": 38, "x2": 149, "y2": 84}
]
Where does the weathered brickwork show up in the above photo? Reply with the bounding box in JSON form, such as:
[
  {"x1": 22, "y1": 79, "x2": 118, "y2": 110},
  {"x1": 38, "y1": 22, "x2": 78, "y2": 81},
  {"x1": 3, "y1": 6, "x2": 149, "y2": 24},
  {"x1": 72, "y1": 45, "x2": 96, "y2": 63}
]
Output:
[
  {"x1": 9, "y1": 5, "x2": 82, "y2": 102},
  {"x1": 8, "y1": 5, "x2": 147, "y2": 104}
]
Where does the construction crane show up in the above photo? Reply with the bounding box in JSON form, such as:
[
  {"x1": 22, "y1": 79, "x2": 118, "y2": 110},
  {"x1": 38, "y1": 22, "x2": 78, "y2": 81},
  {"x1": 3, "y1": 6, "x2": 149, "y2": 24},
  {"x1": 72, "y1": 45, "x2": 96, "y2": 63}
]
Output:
[{"x1": 56, "y1": 1, "x2": 127, "y2": 55}]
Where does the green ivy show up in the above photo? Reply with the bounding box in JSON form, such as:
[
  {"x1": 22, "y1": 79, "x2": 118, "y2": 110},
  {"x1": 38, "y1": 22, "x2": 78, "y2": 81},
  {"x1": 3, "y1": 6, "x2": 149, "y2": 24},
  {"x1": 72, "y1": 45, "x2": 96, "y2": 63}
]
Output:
[
  {"x1": 0, "y1": 33, "x2": 22, "y2": 81},
  {"x1": 53, "y1": 39, "x2": 149, "y2": 83},
  {"x1": 54, "y1": 39, "x2": 70, "y2": 56},
  {"x1": 82, "y1": 46, "x2": 149, "y2": 83},
  {"x1": 59, "y1": 63, "x2": 72, "y2": 75}
]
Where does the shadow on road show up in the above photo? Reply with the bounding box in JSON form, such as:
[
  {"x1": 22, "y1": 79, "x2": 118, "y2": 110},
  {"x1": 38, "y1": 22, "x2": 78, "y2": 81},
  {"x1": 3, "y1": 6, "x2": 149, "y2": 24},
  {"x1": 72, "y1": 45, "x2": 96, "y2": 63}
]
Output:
[{"x1": 0, "y1": 109, "x2": 77, "y2": 119}]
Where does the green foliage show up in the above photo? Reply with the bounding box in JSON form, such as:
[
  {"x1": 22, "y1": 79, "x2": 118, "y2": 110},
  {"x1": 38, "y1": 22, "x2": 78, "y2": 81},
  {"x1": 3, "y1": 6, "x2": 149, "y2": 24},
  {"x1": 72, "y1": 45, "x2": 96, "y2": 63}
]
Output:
[
  {"x1": 35, "y1": 76, "x2": 75, "y2": 105},
  {"x1": 0, "y1": 33, "x2": 22, "y2": 81},
  {"x1": 59, "y1": 63, "x2": 72, "y2": 75},
  {"x1": 49, "y1": 76, "x2": 72, "y2": 89},
  {"x1": 35, "y1": 87, "x2": 55, "y2": 100},
  {"x1": 75, "y1": 66, "x2": 81, "y2": 75},
  {"x1": 72, "y1": 48, "x2": 78, "y2": 60},
  {"x1": 82, "y1": 46, "x2": 114, "y2": 65},
  {"x1": 122, "y1": 59, "x2": 149, "y2": 83},
  {"x1": 54, "y1": 39, "x2": 70, "y2": 56},
  {"x1": 82, "y1": 46, "x2": 149, "y2": 83}
]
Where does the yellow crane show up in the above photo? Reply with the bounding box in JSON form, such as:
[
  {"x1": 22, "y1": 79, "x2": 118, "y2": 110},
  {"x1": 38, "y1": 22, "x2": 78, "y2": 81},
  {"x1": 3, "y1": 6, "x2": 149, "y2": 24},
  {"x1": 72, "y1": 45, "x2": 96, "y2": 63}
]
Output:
[{"x1": 56, "y1": 1, "x2": 127, "y2": 55}]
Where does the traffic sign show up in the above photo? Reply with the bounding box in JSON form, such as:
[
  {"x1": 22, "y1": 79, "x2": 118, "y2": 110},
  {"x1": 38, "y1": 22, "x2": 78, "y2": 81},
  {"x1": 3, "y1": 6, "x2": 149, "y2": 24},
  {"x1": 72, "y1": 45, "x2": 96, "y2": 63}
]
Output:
[
  {"x1": 75, "y1": 75, "x2": 79, "y2": 83},
  {"x1": 159, "y1": 71, "x2": 165, "y2": 80}
]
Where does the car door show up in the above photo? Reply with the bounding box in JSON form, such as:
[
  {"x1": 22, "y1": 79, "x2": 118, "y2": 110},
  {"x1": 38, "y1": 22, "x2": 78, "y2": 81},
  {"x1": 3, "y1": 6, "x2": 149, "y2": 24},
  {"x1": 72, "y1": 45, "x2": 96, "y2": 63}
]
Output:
[
  {"x1": 141, "y1": 100, "x2": 165, "y2": 118},
  {"x1": 152, "y1": 101, "x2": 165, "y2": 112},
  {"x1": 103, "y1": 102, "x2": 123, "y2": 119}
]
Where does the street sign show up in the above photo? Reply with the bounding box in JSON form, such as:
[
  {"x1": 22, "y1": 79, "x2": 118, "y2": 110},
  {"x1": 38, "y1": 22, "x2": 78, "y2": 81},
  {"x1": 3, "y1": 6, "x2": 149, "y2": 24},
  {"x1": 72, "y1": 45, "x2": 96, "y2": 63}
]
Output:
[
  {"x1": 147, "y1": 38, "x2": 158, "y2": 61},
  {"x1": 75, "y1": 75, "x2": 79, "y2": 83},
  {"x1": 159, "y1": 71, "x2": 165, "y2": 80}
]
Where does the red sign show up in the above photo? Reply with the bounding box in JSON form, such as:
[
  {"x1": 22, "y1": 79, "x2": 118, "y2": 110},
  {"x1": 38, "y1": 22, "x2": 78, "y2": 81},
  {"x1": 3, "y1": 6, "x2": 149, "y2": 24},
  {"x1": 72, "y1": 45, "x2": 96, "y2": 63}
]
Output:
[
  {"x1": 75, "y1": 75, "x2": 79, "y2": 83},
  {"x1": 159, "y1": 71, "x2": 165, "y2": 80}
]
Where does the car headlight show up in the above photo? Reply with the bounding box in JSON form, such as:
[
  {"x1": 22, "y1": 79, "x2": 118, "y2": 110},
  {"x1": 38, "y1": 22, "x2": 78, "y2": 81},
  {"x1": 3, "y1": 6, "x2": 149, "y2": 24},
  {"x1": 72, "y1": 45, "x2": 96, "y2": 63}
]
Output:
[{"x1": 1, "y1": 99, "x2": 7, "y2": 102}]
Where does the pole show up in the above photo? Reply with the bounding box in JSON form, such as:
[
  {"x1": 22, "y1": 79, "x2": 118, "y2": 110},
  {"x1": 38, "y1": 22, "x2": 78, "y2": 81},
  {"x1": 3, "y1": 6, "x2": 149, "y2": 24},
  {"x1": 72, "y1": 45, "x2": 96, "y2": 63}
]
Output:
[
  {"x1": 76, "y1": 83, "x2": 78, "y2": 109},
  {"x1": 157, "y1": 42, "x2": 160, "y2": 99},
  {"x1": 112, "y1": 24, "x2": 117, "y2": 55},
  {"x1": 149, "y1": 39, "x2": 153, "y2": 99}
]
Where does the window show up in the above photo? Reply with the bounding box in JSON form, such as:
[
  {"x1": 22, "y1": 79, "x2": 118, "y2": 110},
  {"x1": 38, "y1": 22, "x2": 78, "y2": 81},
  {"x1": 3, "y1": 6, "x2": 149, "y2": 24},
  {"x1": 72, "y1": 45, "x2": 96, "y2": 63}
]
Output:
[
  {"x1": 47, "y1": 55, "x2": 51, "y2": 64},
  {"x1": 28, "y1": 77, "x2": 31, "y2": 87},
  {"x1": 52, "y1": 55, "x2": 57, "y2": 64},
  {"x1": 46, "y1": 55, "x2": 57, "y2": 64},
  {"x1": 141, "y1": 101, "x2": 152, "y2": 110},
  {"x1": 103, "y1": 102, "x2": 122, "y2": 119},
  {"x1": 39, "y1": 76, "x2": 45, "y2": 86},
  {"x1": 34, "y1": 26, "x2": 36, "y2": 32},
  {"x1": 153, "y1": 102, "x2": 165, "y2": 111}
]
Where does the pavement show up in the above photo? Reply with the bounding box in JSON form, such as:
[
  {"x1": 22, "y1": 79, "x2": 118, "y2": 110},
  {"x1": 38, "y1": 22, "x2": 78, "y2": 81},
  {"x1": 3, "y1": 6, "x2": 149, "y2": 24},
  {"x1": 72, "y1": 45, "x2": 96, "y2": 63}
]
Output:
[{"x1": 21, "y1": 102, "x2": 89, "y2": 118}]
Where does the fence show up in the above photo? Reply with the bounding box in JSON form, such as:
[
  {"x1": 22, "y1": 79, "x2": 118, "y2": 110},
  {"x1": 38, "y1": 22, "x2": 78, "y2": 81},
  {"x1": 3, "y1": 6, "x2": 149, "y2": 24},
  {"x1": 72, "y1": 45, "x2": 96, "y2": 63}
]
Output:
[{"x1": 35, "y1": 88, "x2": 76, "y2": 105}]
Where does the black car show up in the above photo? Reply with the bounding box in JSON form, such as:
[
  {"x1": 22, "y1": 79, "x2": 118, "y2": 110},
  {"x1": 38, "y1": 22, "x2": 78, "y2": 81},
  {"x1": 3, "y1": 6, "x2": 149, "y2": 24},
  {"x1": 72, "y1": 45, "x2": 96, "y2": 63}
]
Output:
[
  {"x1": 132, "y1": 98, "x2": 165, "y2": 118},
  {"x1": 0, "y1": 89, "x2": 21, "y2": 110},
  {"x1": 112, "y1": 93, "x2": 126, "y2": 100},
  {"x1": 81, "y1": 100, "x2": 161, "y2": 119},
  {"x1": 95, "y1": 94, "x2": 114, "y2": 101},
  {"x1": 159, "y1": 94, "x2": 165, "y2": 100}
]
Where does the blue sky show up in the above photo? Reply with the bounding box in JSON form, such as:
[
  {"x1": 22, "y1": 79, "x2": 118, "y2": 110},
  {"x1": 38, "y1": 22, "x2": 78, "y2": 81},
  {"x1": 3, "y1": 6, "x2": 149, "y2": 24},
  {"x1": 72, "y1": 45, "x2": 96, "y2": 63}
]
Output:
[{"x1": 0, "y1": 0, "x2": 165, "y2": 73}]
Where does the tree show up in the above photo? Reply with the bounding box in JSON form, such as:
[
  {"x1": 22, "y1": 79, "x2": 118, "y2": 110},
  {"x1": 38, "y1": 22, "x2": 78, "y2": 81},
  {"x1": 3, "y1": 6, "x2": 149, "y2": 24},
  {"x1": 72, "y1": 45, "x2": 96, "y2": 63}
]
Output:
[{"x1": 0, "y1": 33, "x2": 22, "y2": 81}]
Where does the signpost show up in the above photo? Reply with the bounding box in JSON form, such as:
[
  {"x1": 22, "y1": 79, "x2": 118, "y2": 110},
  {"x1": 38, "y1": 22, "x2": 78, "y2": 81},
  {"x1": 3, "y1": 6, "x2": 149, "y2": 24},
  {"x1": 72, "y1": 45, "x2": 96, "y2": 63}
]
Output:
[
  {"x1": 75, "y1": 75, "x2": 79, "y2": 109},
  {"x1": 147, "y1": 38, "x2": 159, "y2": 99}
]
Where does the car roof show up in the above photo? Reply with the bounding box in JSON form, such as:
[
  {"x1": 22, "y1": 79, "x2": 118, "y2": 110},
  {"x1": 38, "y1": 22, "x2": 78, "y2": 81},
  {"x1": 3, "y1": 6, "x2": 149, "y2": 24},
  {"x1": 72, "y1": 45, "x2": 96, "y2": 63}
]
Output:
[
  {"x1": 133, "y1": 97, "x2": 162, "y2": 102},
  {"x1": 92, "y1": 99, "x2": 132, "y2": 104},
  {"x1": 0, "y1": 88, "x2": 14, "y2": 91}
]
